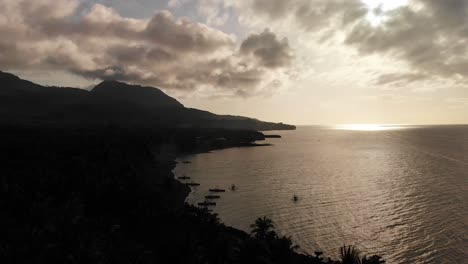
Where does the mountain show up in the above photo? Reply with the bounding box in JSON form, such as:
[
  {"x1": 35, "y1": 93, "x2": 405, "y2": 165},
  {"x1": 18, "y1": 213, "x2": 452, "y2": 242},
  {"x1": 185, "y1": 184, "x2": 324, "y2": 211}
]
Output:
[
  {"x1": 0, "y1": 71, "x2": 89, "y2": 124},
  {"x1": 0, "y1": 71, "x2": 295, "y2": 130},
  {"x1": 0, "y1": 71, "x2": 87, "y2": 101},
  {"x1": 91, "y1": 80, "x2": 184, "y2": 109}
]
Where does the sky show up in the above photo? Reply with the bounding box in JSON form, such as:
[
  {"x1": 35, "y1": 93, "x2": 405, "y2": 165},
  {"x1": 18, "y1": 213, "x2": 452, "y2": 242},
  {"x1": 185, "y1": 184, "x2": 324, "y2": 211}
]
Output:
[{"x1": 1, "y1": 0, "x2": 467, "y2": 125}]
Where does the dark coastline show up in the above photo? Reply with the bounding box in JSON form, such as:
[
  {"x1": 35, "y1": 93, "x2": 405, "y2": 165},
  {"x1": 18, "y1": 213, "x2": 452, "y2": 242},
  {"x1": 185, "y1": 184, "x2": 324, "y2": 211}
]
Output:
[{"x1": 1, "y1": 125, "x2": 384, "y2": 263}]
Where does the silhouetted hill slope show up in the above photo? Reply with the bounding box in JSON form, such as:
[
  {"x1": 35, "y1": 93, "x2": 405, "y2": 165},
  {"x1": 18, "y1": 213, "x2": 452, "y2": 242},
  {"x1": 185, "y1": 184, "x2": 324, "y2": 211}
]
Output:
[
  {"x1": 0, "y1": 71, "x2": 87, "y2": 100},
  {"x1": 0, "y1": 71, "x2": 295, "y2": 130},
  {"x1": 91, "y1": 80, "x2": 184, "y2": 108},
  {"x1": 0, "y1": 71, "x2": 89, "y2": 124}
]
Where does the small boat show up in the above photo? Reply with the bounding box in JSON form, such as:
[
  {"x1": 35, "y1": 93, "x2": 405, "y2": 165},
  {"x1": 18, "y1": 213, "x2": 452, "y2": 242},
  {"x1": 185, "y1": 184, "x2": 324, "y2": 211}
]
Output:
[
  {"x1": 178, "y1": 176, "x2": 191, "y2": 180},
  {"x1": 231, "y1": 184, "x2": 236, "y2": 191},
  {"x1": 205, "y1": 195, "x2": 221, "y2": 199},
  {"x1": 293, "y1": 195, "x2": 299, "y2": 202},
  {"x1": 186, "y1": 182, "x2": 200, "y2": 186},
  {"x1": 264, "y1": 135, "x2": 282, "y2": 138},
  {"x1": 209, "y1": 188, "x2": 226, "y2": 193},
  {"x1": 182, "y1": 161, "x2": 191, "y2": 164},
  {"x1": 198, "y1": 201, "x2": 216, "y2": 206}
]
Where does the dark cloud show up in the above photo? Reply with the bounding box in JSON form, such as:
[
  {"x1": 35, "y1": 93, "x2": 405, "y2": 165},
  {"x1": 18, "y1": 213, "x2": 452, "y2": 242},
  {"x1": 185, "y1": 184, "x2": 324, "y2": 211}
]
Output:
[
  {"x1": 0, "y1": 0, "x2": 292, "y2": 96},
  {"x1": 240, "y1": 29, "x2": 293, "y2": 69}
]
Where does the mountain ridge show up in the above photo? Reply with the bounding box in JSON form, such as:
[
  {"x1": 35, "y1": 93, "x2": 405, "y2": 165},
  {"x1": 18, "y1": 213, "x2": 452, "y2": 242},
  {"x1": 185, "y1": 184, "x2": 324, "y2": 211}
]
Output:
[
  {"x1": 0, "y1": 71, "x2": 295, "y2": 131},
  {"x1": 91, "y1": 80, "x2": 184, "y2": 109}
]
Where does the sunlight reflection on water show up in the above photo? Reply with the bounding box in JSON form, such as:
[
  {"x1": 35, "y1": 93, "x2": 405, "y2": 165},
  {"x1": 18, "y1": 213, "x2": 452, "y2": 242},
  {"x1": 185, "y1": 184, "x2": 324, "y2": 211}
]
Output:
[
  {"x1": 335, "y1": 124, "x2": 409, "y2": 131},
  {"x1": 174, "y1": 126, "x2": 468, "y2": 263}
]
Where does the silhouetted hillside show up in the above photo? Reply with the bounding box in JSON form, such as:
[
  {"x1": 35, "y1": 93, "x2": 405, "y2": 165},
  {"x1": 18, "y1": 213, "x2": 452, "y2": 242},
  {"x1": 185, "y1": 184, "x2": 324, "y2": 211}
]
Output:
[
  {"x1": 91, "y1": 80, "x2": 184, "y2": 108},
  {"x1": 0, "y1": 71, "x2": 295, "y2": 130}
]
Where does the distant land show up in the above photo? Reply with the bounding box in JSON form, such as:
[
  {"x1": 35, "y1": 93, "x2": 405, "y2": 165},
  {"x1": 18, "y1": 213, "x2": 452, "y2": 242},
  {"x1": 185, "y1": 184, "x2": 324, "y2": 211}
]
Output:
[{"x1": 0, "y1": 71, "x2": 295, "y2": 131}]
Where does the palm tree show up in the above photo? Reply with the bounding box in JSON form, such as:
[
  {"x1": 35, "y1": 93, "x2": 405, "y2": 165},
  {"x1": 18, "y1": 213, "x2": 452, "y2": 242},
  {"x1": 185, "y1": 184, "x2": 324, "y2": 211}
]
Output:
[
  {"x1": 339, "y1": 245, "x2": 386, "y2": 264},
  {"x1": 340, "y1": 245, "x2": 361, "y2": 264},
  {"x1": 250, "y1": 216, "x2": 275, "y2": 240}
]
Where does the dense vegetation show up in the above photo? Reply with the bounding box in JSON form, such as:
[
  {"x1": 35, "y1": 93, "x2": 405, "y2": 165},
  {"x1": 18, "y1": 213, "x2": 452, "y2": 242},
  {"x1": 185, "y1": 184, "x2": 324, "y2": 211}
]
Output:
[{"x1": 1, "y1": 126, "x2": 384, "y2": 263}]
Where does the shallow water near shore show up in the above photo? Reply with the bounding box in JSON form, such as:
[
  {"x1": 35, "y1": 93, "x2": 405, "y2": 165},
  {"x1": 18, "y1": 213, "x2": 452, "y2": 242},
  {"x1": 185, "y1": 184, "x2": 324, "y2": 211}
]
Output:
[{"x1": 174, "y1": 125, "x2": 468, "y2": 263}]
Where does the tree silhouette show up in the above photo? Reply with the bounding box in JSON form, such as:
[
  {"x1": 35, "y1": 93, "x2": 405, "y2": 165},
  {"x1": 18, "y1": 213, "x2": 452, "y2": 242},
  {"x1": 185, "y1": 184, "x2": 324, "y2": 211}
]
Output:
[
  {"x1": 340, "y1": 245, "x2": 362, "y2": 264},
  {"x1": 250, "y1": 216, "x2": 275, "y2": 240},
  {"x1": 339, "y1": 245, "x2": 386, "y2": 264},
  {"x1": 270, "y1": 235, "x2": 300, "y2": 262}
]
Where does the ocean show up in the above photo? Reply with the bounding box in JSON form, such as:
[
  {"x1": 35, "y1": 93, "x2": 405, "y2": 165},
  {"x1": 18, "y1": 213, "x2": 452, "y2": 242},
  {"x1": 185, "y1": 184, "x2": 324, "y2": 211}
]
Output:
[{"x1": 174, "y1": 125, "x2": 468, "y2": 263}]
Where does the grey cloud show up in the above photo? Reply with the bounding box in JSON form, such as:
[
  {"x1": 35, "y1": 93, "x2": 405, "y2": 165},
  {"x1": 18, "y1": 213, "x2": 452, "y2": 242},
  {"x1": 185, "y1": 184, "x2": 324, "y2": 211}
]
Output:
[
  {"x1": 106, "y1": 45, "x2": 176, "y2": 65},
  {"x1": 147, "y1": 47, "x2": 177, "y2": 61},
  {"x1": 145, "y1": 10, "x2": 234, "y2": 53},
  {"x1": 240, "y1": 29, "x2": 293, "y2": 69},
  {"x1": 59, "y1": 5, "x2": 234, "y2": 54},
  {"x1": 244, "y1": 0, "x2": 367, "y2": 31},
  {"x1": 250, "y1": 0, "x2": 291, "y2": 20},
  {"x1": 294, "y1": 0, "x2": 366, "y2": 31},
  {"x1": 0, "y1": 0, "x2": 292, "y2": 96},
  {"x1": 107, "y1": 45, "x2": 151, "y2": 63},
  {"x1": 0, "y1": 42, "x2": 27, "y2": 68},
  {"x1": 345, "y1": 0, "x2": 468, "y2": 84},
  {"x1": 75, "y1": 66, "x2": 144, "y2": 82},
  {"x1": 376, "y1": 73, "x2": 429, "y2": 85},
  {"x1": 241, "y1": 0, "x2": 468, "y2": 85}
]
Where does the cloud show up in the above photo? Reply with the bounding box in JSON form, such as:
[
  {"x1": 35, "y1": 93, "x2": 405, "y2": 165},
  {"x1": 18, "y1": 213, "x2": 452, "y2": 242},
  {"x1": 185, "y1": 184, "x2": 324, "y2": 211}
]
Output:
[
  {"x1": 145, "y1": 10, "x2": 234, "y2": 53},
  {"x1": 198, "y1": 0, "x2": 230, "y2": 26},
  {"x1": 232, "y1": 0, "x2": 468, "y2": 86},
  {"x1": 240, "y1": 29, "x2": 293, "y2": 69},
  {"x1": 344, "y1": 0, "x2": 468, "y2": 84},
  {"x1": 375, "y1": 73, "x2": 429, "y2": 85},
  {"x1": 0, "y1": 0, "x2": 292, "y2": 96},
  {"x1": 233, "y1": 0, "x2": 366, "y2": 31}
]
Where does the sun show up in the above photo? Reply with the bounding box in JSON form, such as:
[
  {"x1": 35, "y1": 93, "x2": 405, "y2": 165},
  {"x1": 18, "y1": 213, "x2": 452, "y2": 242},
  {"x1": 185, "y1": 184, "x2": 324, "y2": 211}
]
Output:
[{"x1": 361, "y1": 0, "x2": 409, "y2": 25}]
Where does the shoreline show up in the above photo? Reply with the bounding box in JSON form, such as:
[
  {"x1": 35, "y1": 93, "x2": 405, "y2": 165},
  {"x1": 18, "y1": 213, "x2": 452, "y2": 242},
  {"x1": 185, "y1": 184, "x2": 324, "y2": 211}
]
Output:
[{"x1": 172, "y1": 141, "x2": 273, "y2": 204}]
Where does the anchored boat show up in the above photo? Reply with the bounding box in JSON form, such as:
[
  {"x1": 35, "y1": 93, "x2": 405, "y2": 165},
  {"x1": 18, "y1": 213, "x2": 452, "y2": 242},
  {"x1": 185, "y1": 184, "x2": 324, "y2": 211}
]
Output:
[
  {"x1": 205, "y1": 195, "x2": 221, "y2": 199},
  {"x1": 198, "y1": 201, "x2": 216, "y2": 206},
  {"x1": 209, "y1": 188, "x2": 225, "y2": 193}
]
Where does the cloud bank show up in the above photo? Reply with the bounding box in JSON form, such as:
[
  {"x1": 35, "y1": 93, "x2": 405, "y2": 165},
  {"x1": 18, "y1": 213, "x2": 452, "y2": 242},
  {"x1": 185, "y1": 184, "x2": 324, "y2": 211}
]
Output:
[
  {"x1": 345, "y1": 0, "x2": 468, "y2": 84},
  {"x1": 2, "y1": 0, "x2": 468, "y2": 97},
  {"x1": 0, "y1": 0, "x2": 292, "y2": 96},
  {"x1": 233, "y1": 0, "x2": 468, "y2": 85}
]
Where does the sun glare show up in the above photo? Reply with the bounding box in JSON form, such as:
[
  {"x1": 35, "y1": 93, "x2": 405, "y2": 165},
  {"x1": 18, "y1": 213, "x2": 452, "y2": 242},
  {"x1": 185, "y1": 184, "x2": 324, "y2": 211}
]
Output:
[
  {"x1": 361, "y1": 0, "x2": 409, "y2": 25},
  {"x1": 335, "y1": 124, "x2": 406, "y2": 131},
  {"x1": 361, "y1": 0, "x2": 409, "y2": 10}
]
